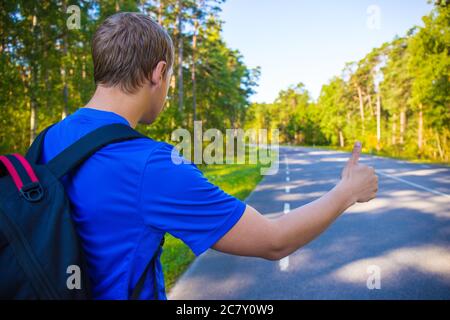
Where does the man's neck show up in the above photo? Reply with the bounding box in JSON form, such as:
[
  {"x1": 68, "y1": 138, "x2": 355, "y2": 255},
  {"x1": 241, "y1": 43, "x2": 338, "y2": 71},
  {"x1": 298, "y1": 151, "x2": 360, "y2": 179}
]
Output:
[{"x1": 84, "y1": 86, "x2": 144, "y2": 128}]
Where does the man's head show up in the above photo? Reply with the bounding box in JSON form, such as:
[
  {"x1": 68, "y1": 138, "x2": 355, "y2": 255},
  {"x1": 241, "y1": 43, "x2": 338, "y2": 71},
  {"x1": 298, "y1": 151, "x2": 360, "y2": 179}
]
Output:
[{"x1": 92, "y1": 12, "x2": 174, "y2": 124}]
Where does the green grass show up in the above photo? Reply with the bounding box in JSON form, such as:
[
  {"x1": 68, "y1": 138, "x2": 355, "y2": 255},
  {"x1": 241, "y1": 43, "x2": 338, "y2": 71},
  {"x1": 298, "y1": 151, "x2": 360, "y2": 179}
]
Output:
[
  {"x1": 200, "y1": 162, "x2": 264, "y2": 200},
  {"x1": 161, "y1": 161, "x2": 264, "y2": 291}
]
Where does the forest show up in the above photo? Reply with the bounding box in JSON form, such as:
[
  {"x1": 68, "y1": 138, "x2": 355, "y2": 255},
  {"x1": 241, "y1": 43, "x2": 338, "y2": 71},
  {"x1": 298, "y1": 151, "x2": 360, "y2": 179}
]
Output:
[
  {"x1": 1, "y1": 1, "x2": 449, "y2": 163},
  {"x1": 247, "y1": 3, "x2": 449, "y2": 162},
  {"x1": 1, "y1": 0, "x2": 258, "y2": 153}
]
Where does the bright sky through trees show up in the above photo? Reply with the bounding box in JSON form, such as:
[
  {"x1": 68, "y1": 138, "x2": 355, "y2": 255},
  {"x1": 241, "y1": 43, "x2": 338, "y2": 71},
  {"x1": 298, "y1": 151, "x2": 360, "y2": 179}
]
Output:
[{"x1": 220, "y1": 0, "x2": 433, "y2": 102}]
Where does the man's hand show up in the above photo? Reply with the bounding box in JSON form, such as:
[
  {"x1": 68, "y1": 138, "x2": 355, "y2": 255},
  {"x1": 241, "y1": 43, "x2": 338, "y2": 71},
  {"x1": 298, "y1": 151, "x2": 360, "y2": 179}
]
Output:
[
  {"x1": 213, "y1": 141, "x2": 379, "y2": 260},
  {"x1": 339, "y1": 141, "x2": 378, "y2": 204}
]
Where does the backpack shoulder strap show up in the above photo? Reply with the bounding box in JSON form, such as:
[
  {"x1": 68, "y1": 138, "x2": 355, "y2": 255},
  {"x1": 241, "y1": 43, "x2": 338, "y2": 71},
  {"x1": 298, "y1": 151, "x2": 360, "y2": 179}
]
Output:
[
  {"x1": 131, "y1": 236, "x2": 165, "y2": 300},
  {"x1": 35, "y1": 123, "x2": 147, "y2": 179}
]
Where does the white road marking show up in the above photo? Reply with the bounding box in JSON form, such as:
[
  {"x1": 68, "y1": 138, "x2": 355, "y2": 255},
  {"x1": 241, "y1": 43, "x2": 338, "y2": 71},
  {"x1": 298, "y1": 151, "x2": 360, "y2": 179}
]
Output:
[
  {"x1": 285, "y1": 154, "x2": 289, "y2": 175},
  {"x1": 279, "y1": 256, "x2": 289, "y2": 271},
  {"x1": 280, "y1": 202, "x2": 291, "y2": 271},
  {"x1": 283, "y1": 203, "x2": 290, "y2": 213},
  {"x1": 378, "y1": 171, "x2": 450, "y2": 199}
]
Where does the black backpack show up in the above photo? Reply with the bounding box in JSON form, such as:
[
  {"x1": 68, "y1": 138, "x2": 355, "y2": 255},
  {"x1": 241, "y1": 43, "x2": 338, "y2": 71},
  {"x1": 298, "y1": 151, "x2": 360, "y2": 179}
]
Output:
[{"x1": 0, "y1": 123, "x2": 164, "y2": 299}]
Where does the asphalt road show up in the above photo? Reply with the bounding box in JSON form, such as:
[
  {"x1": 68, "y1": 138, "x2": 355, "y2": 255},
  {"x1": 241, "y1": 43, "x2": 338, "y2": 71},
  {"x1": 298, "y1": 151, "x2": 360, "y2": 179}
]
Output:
[{"x1": 169, "y1": 146, "x2": 450, "y2": 300}]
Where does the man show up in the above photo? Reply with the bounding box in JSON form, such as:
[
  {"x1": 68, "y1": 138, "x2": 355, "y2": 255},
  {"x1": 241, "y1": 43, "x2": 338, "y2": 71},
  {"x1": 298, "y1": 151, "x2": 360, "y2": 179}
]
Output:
[{"x1": 41, "y1": 12, "x2": 378, "y2": 299}]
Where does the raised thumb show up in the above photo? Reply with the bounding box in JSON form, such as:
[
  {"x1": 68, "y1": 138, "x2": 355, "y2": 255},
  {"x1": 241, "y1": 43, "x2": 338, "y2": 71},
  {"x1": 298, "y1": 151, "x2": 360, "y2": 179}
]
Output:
[{"x1": 349, "y1": 141, "x2": 361, "y2": 166}]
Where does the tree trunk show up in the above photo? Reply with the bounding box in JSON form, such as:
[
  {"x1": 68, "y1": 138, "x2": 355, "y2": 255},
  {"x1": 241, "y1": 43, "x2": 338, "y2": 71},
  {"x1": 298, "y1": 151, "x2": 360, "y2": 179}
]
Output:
[
  {"x1": 30, "y1": 100, "x2": 37, "y2": 144},
  {"x1": 82, "y1": 55, "x2": 86, "y2": 80},
  {"x1": 192, "y1": 18, "x2": 198, "y2": 125},
  {"x1": 339, "y1": 129, "x2": 344, "y2": 147},
  {"x1": 400, "y1": 108, "x2": 406, "y2": 144},
  {"x1": 391, "y1": 113, "x2": 397, "y2": 145},
  {"x1": 61, "y1": 1, "x2": 69, "y2": 119},
  {"x1": 29, "y1": 13, "x2": 38, "y2": 144},
  {"x1": 177, "y1": 0, "x2": 184, "y2": 115},
  {"x1": 42, "y1": 29, "x2": 51, "y2": 113},
  {"x1": 62, "y1": 71, "x2": 69, "y2": 119},
  {"x1": 357, "y1": 86, "x2": 365, "y2": 134},
  {"x1": 418, "y1": 103, "x2": 423, "y2": 152},
  {"x1": 376, "y1": 93, "x2": 381, "y2": 151},
  {"x1": 367, "y1": 93, "x2": 374, "y2": 117},
  {"x1": 435, "y1": 131, "x2": 444, "y2": 160}
]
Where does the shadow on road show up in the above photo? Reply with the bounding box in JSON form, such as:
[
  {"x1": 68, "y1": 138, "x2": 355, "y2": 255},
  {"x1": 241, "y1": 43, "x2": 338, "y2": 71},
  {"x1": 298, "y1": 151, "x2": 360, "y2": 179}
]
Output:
[{"x1": 169, "y1": 147, "x2": 450, "y2": 299}]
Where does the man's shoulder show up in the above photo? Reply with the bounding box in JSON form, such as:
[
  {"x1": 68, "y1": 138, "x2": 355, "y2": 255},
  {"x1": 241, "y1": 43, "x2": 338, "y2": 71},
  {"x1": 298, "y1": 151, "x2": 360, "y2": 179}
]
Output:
[
  {"x1": 42, "y1": 118, "x2": 173, "y2": 168},
  {"x1": 107, "y1": 136, "x2": 172, "y2": 164}
]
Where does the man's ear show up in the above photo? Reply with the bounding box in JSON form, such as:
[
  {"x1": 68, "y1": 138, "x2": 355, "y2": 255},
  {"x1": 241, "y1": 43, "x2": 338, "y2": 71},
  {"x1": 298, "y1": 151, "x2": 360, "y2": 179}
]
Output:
[{"x1": 150, "y1": 61, "x2": 167, "y2": 86}]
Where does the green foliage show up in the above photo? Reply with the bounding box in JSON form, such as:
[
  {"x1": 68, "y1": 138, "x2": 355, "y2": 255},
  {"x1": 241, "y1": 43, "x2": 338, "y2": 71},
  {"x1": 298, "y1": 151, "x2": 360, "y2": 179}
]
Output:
[
  {"x1": 245, "y1": 4, "x2": 449, "y2": 162},
  {"x1": 0, "y1": 0, "x2": 257, "y2": 153},
  {"x1": 245, "y1": 83, "x2": 326, "y2": 145},
  {"x1": 1, "y1": 2, "x2": 448, "y2": 162}
]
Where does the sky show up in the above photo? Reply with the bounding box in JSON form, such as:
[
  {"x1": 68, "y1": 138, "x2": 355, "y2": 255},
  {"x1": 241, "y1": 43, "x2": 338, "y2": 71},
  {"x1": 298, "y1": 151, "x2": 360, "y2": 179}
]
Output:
[{"x1": 219, "y1": 0, "x2": 433, "y2": 103}]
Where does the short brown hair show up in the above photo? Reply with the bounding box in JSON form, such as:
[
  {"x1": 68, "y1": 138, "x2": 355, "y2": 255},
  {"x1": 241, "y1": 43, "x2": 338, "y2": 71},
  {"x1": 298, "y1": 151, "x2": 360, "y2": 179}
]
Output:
[{"x1": 92, "y1": 12, "x2": 174, "y2": 94}]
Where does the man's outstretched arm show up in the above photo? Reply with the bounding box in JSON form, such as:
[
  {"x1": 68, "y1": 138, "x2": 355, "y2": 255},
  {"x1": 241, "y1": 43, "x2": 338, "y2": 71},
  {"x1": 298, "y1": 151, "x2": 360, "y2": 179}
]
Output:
[{"x1": 212, "y1": 142, "x2": 378, "y2": 260}]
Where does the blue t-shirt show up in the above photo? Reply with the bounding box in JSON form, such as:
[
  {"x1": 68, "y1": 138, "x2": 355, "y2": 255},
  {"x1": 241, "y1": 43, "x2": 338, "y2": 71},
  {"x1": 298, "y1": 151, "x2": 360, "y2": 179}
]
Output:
[{"x1": 40, "y1": 107, "x2": 246, "y2": 300}]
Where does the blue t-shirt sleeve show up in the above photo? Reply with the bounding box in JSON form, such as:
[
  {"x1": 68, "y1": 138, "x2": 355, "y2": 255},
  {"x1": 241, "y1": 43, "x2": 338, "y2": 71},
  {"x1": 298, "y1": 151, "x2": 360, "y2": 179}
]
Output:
[{"x1": 140, "y1": 143, "x2": 246, "y2": 256}]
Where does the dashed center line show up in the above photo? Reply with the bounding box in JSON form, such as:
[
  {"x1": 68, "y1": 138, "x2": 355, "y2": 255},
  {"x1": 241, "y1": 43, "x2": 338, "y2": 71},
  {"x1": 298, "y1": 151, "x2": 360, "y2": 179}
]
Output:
[
  {"x1": 283, "y1": 203, "x2": 290, "y2": 213},
  {"x1": 280, "y1": 202, "x2": 291, "y2": 271},
  {"x1": 280, "y1": 153, "x2": 291, "y2": 272},
  {"x1": 279, "y1": 256, "x2": 289, "y2": 271}
]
